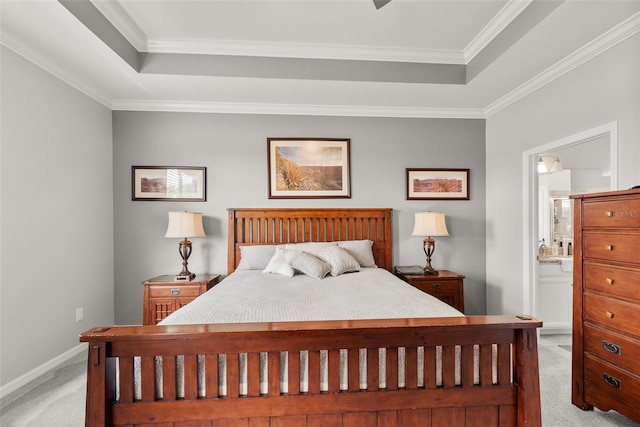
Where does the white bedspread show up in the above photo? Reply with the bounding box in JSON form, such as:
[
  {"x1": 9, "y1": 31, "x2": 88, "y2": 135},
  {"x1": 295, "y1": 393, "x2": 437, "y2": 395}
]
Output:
[{"x1": 161, "y1": 268, "x2": 462, "y2": 325}]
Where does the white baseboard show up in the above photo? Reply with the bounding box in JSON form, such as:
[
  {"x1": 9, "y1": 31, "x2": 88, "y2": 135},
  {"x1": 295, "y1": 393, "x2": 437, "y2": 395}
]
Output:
[{"x1": 0, "y1": 343, "x2": 85, "y2": 402}]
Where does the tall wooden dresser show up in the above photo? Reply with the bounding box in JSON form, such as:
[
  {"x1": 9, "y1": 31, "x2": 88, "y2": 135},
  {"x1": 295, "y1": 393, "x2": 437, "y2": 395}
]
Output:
[{"x1": 571, "y1": 188, "x2": 640, "y2": 423}]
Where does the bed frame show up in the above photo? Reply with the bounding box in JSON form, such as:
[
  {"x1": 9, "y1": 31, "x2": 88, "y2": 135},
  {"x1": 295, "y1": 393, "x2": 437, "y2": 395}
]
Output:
[{"x1": 81, "y1": 208, "x2": 541, "y2": 426}]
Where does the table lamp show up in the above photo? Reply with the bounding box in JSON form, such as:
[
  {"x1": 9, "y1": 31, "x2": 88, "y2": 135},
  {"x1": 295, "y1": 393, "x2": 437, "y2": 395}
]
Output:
[
  {"x1": 165, "y1": 211, "x2": 206, "y2": 280},
  {"x1": 412, "y1": 211, "x2": 449, "y2": 275}
]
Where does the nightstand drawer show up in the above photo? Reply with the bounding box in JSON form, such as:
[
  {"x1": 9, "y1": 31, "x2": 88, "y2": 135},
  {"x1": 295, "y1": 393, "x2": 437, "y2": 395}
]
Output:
[
  {"x1": 394, "y1": 269, "x2": 465, "y2": 313},
  {"x1": 148, "y1": 286, "x2": 202, "y2": 298},
  {"x1": 409, "y1": 279, "x2": 459, "y2": 293}
]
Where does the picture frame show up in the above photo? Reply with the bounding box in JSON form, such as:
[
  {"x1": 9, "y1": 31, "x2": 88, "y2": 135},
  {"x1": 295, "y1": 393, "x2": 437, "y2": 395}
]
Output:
[
  {"x1": 267, "y1": 138, "x2": 351, "y2": 199},
  {"x1": 132, "y1": 166, "x2": 206, "y2": 201},
  {"x1": 406, "y1": 168, "x2": 470, "y2": 200}
]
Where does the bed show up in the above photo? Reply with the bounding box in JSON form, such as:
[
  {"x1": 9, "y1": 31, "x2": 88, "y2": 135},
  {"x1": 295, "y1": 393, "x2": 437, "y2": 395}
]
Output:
[{"x1": 80, "y1": 207, "x2": 542, "y2": 426}]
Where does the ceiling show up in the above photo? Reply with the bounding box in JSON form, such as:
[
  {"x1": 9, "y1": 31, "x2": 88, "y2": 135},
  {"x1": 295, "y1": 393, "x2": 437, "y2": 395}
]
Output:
[{"x1": 2, "y1": 0, "x2": 639, "y2": 118}]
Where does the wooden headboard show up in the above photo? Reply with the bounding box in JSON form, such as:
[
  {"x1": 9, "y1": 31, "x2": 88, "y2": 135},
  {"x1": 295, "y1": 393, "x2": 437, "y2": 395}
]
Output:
[{"x1": 228, "y1": 208, "x2": 392, "y2": 274}]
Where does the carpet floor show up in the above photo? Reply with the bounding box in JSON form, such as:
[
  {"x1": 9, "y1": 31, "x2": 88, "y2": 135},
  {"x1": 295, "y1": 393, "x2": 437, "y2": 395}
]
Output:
[{"x1": 0, "y1": 334, "x2": 638, "y2": 426}]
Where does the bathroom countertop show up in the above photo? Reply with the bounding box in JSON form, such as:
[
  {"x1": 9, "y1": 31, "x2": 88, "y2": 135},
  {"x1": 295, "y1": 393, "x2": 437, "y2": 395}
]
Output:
[{"x1": 538, "y1": 256, "x2": 573, "y2": 271}]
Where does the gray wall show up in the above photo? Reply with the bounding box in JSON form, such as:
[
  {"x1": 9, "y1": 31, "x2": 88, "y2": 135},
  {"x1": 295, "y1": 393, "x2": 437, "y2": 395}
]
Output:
[
  {"x1": 0, "y1": 47, "x2": 114, "y2": 386},
  {"x1": 485, "y1": 32, "x2": 640, "y2": 315},
  {"x1": 113, "y1": 112, "x2": 487, "y2": 324}
]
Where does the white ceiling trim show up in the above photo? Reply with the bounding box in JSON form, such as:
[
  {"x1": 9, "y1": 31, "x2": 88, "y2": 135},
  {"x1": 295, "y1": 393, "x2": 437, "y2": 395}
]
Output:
[
  {"x1": 485, "y1": 11, "x2": 640, "y2": 118},
  {"x1": 91, "y1": 0, "x2": 530, "y2": 65},
  {"x1": 146, "y1": 39, "x2": 466, "y2": 64},
  {"x1": 90, "y1": 0, "x2": 147, "y2": 52},
  {"x1": 464, "y1": 0, "x2": 532, "y2": 63},
  {"x1": 110, "y1": 100, "x2": 486, "y2": 119},
  {"x1": 0, "y1": 28, "x2": 112, "y2": 109}
]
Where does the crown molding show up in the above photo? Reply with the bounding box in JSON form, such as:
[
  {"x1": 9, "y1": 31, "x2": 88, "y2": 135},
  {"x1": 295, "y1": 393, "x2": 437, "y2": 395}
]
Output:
[
  {"x1": 0, "y1": 29, "x2": 113, "y2": 109},
  {"x1": 147, "y1": 38, "x2": 466, "y2": 64},
  {"x1": 110, "y1": 100, "x2": 485, "y2": 119},
  {"x1": 484, "y1": 11, "x2": 640, "y2": 118},
  {"x1": 90, "y1": 0, "x2": 147, "y2": 52},
  {"x1": 464, "y1": 0, "x2": 532, "y2": 63}
]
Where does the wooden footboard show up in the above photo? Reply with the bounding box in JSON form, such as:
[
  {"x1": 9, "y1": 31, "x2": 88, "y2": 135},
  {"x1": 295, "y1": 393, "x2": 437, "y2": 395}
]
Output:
[{"x1": 80, "y1": 315, "x2": 541, "y2": 427}]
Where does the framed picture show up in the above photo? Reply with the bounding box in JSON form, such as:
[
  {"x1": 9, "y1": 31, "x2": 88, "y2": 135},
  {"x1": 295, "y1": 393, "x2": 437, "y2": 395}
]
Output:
[
  {"x1": 406, "y1": 168, "x2": 470, "y2": 200},
  {"x1": 267, "y1": 138, "x2": 351, "y2": 199},
  {"x1": 132, "y1": 166, "x2": 206, "y2": 201}
]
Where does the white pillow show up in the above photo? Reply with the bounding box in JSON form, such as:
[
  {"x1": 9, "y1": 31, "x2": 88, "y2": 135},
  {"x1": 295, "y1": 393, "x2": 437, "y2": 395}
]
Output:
[
  {"x1": 284, "y1": 242, "x2": 337, "y2": 254},
  {"x1": 291, "y1": 252, "x2": 332, "y2": 279},
  {"x1": 337, "y1": 240, "x2": 377, "y2": 268},
  {"x1": 236, "y1": 245, "x2": 277, "y2": 270},
  {"x1": 262, "y1": 249, "x2": 295, "y2": 277},
  {"x1": 315, "y1": 246, "x2": 360, "y2": 277}
]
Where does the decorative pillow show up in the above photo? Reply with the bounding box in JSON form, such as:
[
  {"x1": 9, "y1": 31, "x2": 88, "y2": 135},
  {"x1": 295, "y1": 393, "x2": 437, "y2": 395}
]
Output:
[
  {"x1": 236, "y1": 245, "x2": 277, "y2": 270},
  {"x1": 291, "y1": 251, "x2": 332, "y2": 279},
  {"x1": 337, "y1": 240, "x2": 377, "y2": 268},
  {"x1": 262, "y1": 249, "x2": 295, "y2": 277},
  {"x1": 284, "y1": 241, "x2": 337, "y2": 254},
  {"x1": 314, "y1": 246, "x2": 360, "y2": 277}
]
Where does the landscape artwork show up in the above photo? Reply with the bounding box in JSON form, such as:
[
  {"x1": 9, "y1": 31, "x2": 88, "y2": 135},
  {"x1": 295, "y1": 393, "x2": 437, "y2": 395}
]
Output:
[
  {"x1": 132, "y1": 166, "x2": 206, "y2": 201},
  {"x1": 268, "y1": 138, "x2": 351, "y2": 199},
  {"x1": 406, "y1": 168, "x2": 469, "y2": 200}
]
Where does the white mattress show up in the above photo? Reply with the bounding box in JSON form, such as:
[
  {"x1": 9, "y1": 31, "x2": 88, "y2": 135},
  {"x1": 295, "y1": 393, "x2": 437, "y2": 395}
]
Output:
[{"x1": 161, "y1": 268, "x2": 462, "y2": 325}]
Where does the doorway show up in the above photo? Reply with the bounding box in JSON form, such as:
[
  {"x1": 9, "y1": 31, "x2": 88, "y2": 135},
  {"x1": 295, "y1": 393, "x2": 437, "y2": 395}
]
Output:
[{"x1": 522, "y1": 122, "x2": 618, "y2": 329}]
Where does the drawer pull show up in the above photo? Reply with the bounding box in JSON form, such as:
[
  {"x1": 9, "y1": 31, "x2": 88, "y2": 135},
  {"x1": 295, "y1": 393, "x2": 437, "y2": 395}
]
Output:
[
  {"x1": 432, "y1": 283, "x2": 441, "y2": 290},
  {"x1": 171, "y1": 289, "x2": 181, "y2": 295},
  {"x1": 605, "y1": 211, "x2": 614, "y2": 217},
  {"x1": 602, "y1": 340, "x2": 622, "y2": 355},
  {"x1": 604, "y1": 245, "x2": 613, "y2": 251},
  {"x1": 606, "y1": 311, "x2": 615, "y2": 319},
  {"x1": 603, "y1": 373, "x2": 622, "y2": 389},
  {"x1": 606, "y1": 277, "x2": 614, "y2": 285}
]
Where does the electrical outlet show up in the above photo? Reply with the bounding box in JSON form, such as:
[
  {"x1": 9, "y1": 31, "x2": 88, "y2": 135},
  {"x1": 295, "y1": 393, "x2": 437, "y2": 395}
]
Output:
[{"x1": 75, "y1": 307, "x2": 83, "y2": 322}]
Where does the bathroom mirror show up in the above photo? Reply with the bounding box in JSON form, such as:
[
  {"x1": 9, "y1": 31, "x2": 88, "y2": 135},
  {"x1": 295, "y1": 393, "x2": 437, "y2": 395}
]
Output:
[{"x1": 551, "y1": 196, "x2": 572, "y2": 246}]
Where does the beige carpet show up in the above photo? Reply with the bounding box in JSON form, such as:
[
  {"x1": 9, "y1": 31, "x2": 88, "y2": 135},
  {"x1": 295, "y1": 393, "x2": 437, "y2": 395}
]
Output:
[{"x1": 0, "y1": 335, "x2": 638, "y2": 426}]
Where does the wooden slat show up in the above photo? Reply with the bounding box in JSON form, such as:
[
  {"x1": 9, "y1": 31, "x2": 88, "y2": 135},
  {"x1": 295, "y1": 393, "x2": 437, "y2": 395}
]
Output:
[
  {"x1": 424, "y1": 346, "x2": 437, "y2": 388},
  {"x1": 442, "y1": 346, "x2": 456, "y2": 388},
  {"x1": 226, "y1": 354, "x2": 239, "y2": 397},
  {"x1": 205, "y1": 354, "x2": 218, "y2": 398},
  {"x1": 328, "y1": 349, "x2": 340, "y2": 393},
  {"x1": 433, "y1": 407, "x2": 465, "y2": 425},
  {"x1": 288, "y1": 351, "x2": 300, "y2": 395},
  {"x1": 271, "y1": 415, "x2": 306, "y2": 427},
  {"x1": 184, "y1": 355, "x2": 198, "y2": 399},
  {"x1": 247, "y1": 352, "x2": 260, "y2": 396},
  {"x1": 378, "y1": 410, "x2": 398, "y2": 427},
  {"x1": 140, "y1": 356, "x2": 155, "y2": 402},
  {"x1": 348, "y1": 348, "x2": 360, "y2": 391},
  {"x1": 461, "y1": 345, "x2": 475, "y2": 387},
  {"x1": 162, "y1": 355, "x2": 177, "y2": 401},
  {"x1": 268, "y1": 351, "x2": 280, "y2": 396},
  {"x1": 465, "y1": 406, "x2": 499, "y2": 426},
  {"x1": 386, "y1": 348, "x2": 399, "y2": 391},
  {"x1": 399, "y1": 408, "x2": 432, "y2": 426},
  {"x1": 308, "y1": 414, "x2": 342, "y2": 426},
  {"x1": 344, "y1": 412, "x2": 376, "y2": 427},
  {"x1": 367, "y1": 348, "x2": 379, "y2": 391},
  {"x1": 497, "y1": 343, "x2": 512, "y2": 385},
  {"x1": 480, "y1": 344, "x2": 493, "y2": 386},
  {"x1": 405, "y1": 347, "x2": 417, "y2": 390},
  {"x1": 118, "y1": 357, "x2": 134, "y2": 403},
  {"x1": 308, "y1": 350, "x2": 320, "y2": 393}
]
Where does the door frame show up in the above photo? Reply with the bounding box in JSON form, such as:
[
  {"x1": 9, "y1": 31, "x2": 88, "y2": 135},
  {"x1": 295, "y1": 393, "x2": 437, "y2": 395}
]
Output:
[{"x1": 521, "y1": 121, "x2": 618, "y2": 320}]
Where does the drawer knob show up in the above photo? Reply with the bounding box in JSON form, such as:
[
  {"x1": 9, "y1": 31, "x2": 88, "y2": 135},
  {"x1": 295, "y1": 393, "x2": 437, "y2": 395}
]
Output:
[
  {"x1": 606, "y1": 311, "x2": 615, "y2": 319},
  {"x1": 604, "y1": 245, "x2": 613, "y2": 251},
  {"x1": 605, "y1": 211, "x2": 614, "y2": 217},
  {"x1": 606, "y1": 277, "x2": 614, "y2": 285},
  {"x1": 602, "y1": 340, "x2": 622, "y2": 355},
  {"x1": 432, "y1": 283, "x2": 441, "y2": 290},
  {"x1": 603, "y1": 373, "x2": 621, "y2": 389},
  {"x1": 171, "y1": 289, "x2": 181, "y2": 295}
]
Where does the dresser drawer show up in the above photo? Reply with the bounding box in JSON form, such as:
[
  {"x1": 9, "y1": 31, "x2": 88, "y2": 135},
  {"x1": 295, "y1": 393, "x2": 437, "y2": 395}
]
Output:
[
  {"x1": 584, "y1": 353, "x2": 640, "y2": 418},
  {"x1": 584, "y1": 262, "x2": 640, "y2": 302},
  {"x1": 584, "y1": 324, "x2": 640, "y2": 374},
  {"x1": 583, "y1": 198, "x2": 640, "y2": 228},
  {"x1": 583, "y1": 293, "x2": 640, "y2": 337},
  {"x1": 148, "y1": 285, "x2": 202, "y2": 298},
  {"x1": 583, "y1": 232, "x2": 640, "y2": 264}
]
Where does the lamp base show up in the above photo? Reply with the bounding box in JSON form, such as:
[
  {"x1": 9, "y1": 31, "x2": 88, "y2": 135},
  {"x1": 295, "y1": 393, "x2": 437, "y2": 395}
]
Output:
[
  {"x1": 175, "y1": 273, "x2": 196, "y2": 281},
  {"x1": 423, "y1": 265, "x2": 439, "y2": 275}
]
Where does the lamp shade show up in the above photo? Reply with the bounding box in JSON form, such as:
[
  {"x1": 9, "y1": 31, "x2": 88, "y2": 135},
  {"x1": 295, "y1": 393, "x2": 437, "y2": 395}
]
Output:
[
  {"x1": 165, "y1": 212, "x2": 206, "y2": 238},
  {"x1": 412, "y1": 212, "x2": 449, "y2": 237}
]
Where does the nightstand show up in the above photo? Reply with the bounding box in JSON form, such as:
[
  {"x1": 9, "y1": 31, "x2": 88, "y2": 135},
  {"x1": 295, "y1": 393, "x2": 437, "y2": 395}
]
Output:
[
  {"x1": 142, "y1": 274, "x2": 220, "y2": 325},
  {"x1": 395, "y1": 268, "x2": 465, "y2": 313}
]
